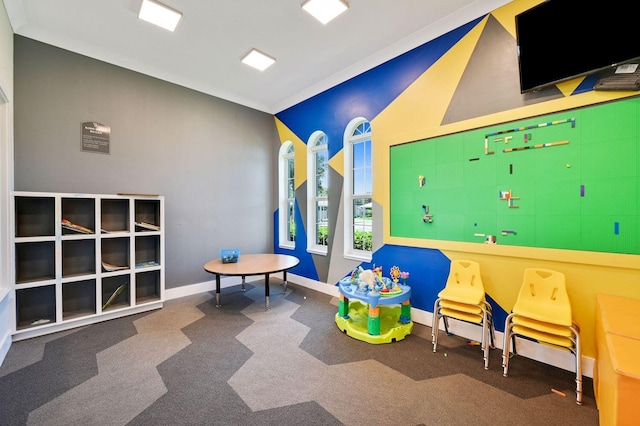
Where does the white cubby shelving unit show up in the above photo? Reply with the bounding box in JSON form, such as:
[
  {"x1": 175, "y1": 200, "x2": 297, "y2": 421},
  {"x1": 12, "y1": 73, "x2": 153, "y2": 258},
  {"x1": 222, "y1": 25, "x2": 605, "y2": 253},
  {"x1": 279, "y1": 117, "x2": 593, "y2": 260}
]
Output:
[{"x1": 12, "y1": 191, "x2": 164, "y2": 340}]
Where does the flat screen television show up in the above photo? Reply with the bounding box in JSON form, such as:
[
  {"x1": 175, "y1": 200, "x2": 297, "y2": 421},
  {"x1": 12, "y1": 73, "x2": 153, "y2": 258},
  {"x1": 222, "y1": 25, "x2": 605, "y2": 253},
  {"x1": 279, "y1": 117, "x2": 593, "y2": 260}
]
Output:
[{"x1": 515, "y1": 0, "x2": 640, "y2": 93}]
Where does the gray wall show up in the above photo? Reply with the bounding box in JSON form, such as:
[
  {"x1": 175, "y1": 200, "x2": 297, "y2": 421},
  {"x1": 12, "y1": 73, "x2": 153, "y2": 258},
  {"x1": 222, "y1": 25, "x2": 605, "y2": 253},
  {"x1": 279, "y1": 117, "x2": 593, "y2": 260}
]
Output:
[{"x1": 13, "y1": 36, "x2": 280, "y2": 290}]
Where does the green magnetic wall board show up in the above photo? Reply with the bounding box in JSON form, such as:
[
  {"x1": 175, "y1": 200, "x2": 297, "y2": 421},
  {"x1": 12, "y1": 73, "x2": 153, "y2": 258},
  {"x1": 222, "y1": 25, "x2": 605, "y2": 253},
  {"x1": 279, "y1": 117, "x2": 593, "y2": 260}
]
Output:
[{"x1": 389, "y1": 97, "x2": 640, "y2": 255}]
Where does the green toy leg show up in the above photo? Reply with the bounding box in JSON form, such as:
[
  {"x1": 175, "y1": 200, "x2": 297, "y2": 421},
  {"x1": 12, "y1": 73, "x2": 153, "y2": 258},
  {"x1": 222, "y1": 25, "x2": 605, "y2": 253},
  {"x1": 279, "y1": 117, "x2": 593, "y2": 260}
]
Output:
[
  {"x1": 400, "y1": 300, "x2": 411, "y2": 324},
  {"x1": 368, "y1": 305, "x2": 380, "y2": 335},
  {"x1": 338, "y1": 293, "x2": 349, "y2": 318}
]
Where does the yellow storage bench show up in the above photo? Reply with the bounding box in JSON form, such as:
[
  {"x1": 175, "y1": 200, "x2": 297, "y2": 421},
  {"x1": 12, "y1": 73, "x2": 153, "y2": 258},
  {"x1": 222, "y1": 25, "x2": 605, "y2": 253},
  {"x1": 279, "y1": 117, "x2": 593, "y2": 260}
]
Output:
[{"x1": 595, "y1": 294, "x2": 640, "y2": 426}]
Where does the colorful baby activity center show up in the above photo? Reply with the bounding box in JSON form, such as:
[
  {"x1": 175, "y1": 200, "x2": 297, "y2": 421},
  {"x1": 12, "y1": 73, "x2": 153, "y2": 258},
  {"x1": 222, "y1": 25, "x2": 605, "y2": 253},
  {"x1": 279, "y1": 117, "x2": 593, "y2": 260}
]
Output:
[{"x1": 336, "y1": 266, "x2": 412, "y2": 344}]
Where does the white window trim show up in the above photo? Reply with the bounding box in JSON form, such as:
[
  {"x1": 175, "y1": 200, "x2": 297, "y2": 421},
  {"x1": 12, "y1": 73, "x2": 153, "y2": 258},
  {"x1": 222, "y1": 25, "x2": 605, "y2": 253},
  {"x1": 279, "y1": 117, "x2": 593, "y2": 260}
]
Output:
[
  {"x1": 343, "y1": 118, "x2": 372, "y2": 262},
  {"x1": 278, "y1": 141, "x2": 295, "y2": 250},
  {"x1": 306, "y1": 131, "x2": 328, "y2": 256}
]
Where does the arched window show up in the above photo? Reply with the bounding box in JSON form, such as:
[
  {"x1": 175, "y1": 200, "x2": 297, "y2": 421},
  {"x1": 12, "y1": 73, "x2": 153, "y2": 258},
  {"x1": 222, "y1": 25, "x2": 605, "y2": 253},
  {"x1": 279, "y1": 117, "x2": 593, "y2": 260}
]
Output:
[
  {"x1": 278, "y1": 141, "x2": 295, "y2": 249},
  {"x1": 307, "y1": 132, "x2": 328, "y2": 255},
  {"x1": 343, "y1": 119, "x2": 372, "y2": 261}
]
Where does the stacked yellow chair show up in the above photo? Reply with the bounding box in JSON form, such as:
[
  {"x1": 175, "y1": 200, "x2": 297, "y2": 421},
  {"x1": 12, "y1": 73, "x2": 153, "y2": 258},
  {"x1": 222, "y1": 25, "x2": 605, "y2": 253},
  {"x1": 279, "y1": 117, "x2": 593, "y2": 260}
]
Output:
[
  {"x1": 432, "y1": 260, "x2": 494, "y2": 370},
  {"x1": 502, "y1": 268, "x2": 582, "y2": 405}
]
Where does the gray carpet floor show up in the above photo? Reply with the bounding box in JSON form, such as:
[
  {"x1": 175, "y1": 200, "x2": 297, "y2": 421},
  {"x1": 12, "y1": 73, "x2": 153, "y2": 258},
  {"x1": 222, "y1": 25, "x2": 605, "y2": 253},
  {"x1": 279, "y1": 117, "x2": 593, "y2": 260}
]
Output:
[{"x1": 0, "y1": 280, "x2": 599, "y2": 425}]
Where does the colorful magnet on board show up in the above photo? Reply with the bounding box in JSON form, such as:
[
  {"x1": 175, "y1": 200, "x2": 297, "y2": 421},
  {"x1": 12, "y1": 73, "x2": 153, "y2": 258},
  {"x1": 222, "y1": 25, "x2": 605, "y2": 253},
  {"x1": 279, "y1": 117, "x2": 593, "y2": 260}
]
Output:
[{"x1": 422, "y1": 205, "x2": 433, "y2": 223}]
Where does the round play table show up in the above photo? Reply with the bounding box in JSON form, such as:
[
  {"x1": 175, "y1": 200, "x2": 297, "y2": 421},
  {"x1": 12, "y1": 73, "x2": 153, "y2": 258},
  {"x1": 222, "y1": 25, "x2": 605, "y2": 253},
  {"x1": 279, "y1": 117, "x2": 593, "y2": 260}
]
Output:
[{"x1": 204, "y1": 253, "x2": 299, "y2": 310}]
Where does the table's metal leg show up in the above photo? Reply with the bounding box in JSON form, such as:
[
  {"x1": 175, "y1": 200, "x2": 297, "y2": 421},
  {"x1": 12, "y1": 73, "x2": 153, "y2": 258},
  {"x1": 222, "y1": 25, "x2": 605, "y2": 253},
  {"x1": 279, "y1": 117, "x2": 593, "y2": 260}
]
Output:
[
  {"x1": 241, "y1": 275, "x2": 246, "y2": 292},
  {"x1": 215, "y1": 274, "x2": 221, "y2": 307},
  {"x1": 282, "y1": 271, "x2": 288, "y2": 294},
  {"x1": 265, "y1": 273, "x2": 270, "y2": 310}
]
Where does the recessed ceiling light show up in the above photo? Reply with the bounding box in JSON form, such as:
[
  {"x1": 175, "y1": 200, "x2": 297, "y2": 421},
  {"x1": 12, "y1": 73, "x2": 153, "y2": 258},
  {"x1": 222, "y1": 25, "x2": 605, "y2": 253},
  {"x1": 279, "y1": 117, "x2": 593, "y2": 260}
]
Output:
[
  {"x1": 138, "y1": 0, "x2": 182, "y2": 32},
  {"x1": 241, "y1": 49, "x2": 276, "y2": 71},
  {"x1": 302, "y1": 0, "x2": 349, "y2": 25}
]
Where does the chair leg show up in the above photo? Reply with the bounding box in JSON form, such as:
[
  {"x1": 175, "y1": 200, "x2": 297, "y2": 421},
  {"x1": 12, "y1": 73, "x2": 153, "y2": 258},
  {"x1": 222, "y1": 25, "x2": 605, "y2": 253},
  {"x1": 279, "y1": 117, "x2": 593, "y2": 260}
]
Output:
[
  {"x1": 431, "y1": 316, "x2": 440, "y2": 353},
  {"x1": 431, "y1": 299, "x2": 440, "y2": 352},
  {"x1": 482, "y1": 309, "x2": 489, "y2": 370},
  {"x1": 573, "y1": 327, "x2": 583, "y2": 405},
  {"x1": 502, "y1": 314, "x2": 515, "y2": 377},
  {"x1": 488, "y1": 315, "x2": 496, "y2": 348}
]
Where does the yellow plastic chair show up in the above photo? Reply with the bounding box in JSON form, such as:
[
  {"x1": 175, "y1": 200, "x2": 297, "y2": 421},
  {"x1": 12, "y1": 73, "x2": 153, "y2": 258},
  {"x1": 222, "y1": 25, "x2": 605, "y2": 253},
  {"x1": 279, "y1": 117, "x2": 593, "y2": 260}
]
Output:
[
  {"x1": 432, "y1": 260, "x2": 494, "y2": 369},
  {"x1": 502, "y1": 268, "x2": 582, "y2": 405}
]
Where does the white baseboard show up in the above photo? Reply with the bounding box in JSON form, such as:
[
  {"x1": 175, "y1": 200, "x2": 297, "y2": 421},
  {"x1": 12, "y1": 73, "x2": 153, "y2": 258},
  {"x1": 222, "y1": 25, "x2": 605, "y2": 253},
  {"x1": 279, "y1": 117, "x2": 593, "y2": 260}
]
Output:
[
  {"x1": 0, "y1": 289, "x2": 12, "y2": 367},
  {"x1": 0, "y1": 327, "x2": 10, "y2": 367},
  {"x1": 431, "y1": 316, "x2": 594, "y2": 378},
  {"x1": 164, "y1": 273, "x2": 339, "y2": 300},
  {"x1": 165, "y1": 274, "x2": 593, "y2": 378}
]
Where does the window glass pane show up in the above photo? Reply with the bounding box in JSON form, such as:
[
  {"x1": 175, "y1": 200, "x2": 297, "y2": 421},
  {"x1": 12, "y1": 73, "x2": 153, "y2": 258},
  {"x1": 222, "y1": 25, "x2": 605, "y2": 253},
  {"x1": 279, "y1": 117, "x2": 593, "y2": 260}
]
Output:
[
  {"x1": 316, "y1": 200, "x2": 328, "y2": 221},
  {"x1": 287, "y1": 158, "x2": 294, "y2": 179},
  {"x1": 287, "y1": 156, "x2": 295, "y2": 198},
  {"x1": 353, "y1": 142, "x2": 365, "y2": 168},
  {"x1": 315, "y1": 200, "x2": 328, "y2": 246},
  {"x1": 352, "y1": 140, "x2": 370, "y2": 193},
  {"x1": 353, "y1": 168, "x2": 365, "y2": 195},
  {"x1": 353, "y1": 141, "x2": 371, "y2": 175},
  {"x1": 352, "y1": 197, "x2": 372, "y2": 251},
  {"x1": 353, "y1": 122, "x2": 371, "y2": 137},
  {"x1": 287, "y1": 178, "x2": 294, "y2": 198},
  {"x1": 364, "y1": 168, "x2": 372, "y2": 194},
  {"x1": 316, "y1": 175, "x2": 327, "y2": 197},
  {"x1": 316, "y1": 150, "x2": 327, "y2": 170},
  {"x1": 352, "y1": 198, "x2": 371, "y2": 219},
  {"x1": 315, "y1": 151, "x2": 328, "y2": 197},
  {"x1": 287, "y1": 201, "x2": 295, "y2": 242},
  {"x1": 363, "y1": 139, "x2": 371, "y2": 164},
  {"x1": 279, "y1": 142, "x2": 295, "y2": 247},
  {"x1": 317, "y1": 174, "x2": 327, "y2": 196}
]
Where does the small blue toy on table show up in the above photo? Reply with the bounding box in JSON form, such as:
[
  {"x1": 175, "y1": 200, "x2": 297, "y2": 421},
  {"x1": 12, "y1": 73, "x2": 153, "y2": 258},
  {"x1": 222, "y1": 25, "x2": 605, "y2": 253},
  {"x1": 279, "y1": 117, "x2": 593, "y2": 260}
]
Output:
[
  {"x1": 335, "y1": 266, "x2": 413, "y2": 344},
  {"x1": 220, "y1": 248, "x2": 240, "y2": 264}
]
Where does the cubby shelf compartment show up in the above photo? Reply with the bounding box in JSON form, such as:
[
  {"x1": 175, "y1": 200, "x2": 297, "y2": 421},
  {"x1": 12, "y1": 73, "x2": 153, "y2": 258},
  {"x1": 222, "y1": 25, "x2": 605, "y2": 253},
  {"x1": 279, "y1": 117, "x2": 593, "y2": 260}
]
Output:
[
  {"x1": 63, "y1": 279, "x2": 97, "y2": 320},
  {"x1": 134, "y1": 199, "x2": 161, "y2": 232},
  {"x1": 102, "y1": 275, "x2": 131, "y2": 312},
  {"x1": 15, "y1": 196, "x2": 55, "y2": 237},
  {"x1": 15, "y1": 241, "x2": 56, "y2": 284},
  {"x1": 135, "y1": 235, "x2": 160, "y2": 268},
  {"x1": 11, "y1": 191, "x2": 164, "y2": 341},
  {"x1": 101, "y1": 198, "x2": 130, "y2": 233},
  {"x1": 63, "y1": 239, "x2": 97, "y2": 277},
  {"x1": 62, "y1": 197, "x2": 96, "y2": 235},
  {"x1": 101, "y1": 237, "x2": 130, "y2": 272},
  {"x1": 15, "y1": 285, "x2": 56, "y2": 330},
  {"x1": 135, "y1": 269, "x2": 161, "y2": 304}
]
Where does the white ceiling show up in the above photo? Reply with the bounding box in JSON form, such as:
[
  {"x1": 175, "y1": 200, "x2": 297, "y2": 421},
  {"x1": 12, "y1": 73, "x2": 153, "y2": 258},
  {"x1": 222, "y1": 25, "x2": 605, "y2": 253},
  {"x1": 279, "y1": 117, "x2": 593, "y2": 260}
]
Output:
[{"x1": 3, "y1": 0, "x2": 512, "y2": 114}]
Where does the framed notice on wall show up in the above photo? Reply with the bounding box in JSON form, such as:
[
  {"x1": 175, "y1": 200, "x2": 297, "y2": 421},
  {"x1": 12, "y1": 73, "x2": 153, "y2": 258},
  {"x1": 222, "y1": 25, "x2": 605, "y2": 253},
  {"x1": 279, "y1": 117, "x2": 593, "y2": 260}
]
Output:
[{"x1": 81, "y1": 122, "x2": 110, "y2": 154}]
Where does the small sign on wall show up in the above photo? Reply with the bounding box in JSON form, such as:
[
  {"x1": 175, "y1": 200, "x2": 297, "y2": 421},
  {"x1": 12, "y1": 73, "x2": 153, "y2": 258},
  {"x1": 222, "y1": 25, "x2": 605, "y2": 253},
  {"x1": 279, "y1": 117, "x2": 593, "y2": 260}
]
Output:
[{"x1": 81, "y1": 122, "x2": 110, "y2": 154}]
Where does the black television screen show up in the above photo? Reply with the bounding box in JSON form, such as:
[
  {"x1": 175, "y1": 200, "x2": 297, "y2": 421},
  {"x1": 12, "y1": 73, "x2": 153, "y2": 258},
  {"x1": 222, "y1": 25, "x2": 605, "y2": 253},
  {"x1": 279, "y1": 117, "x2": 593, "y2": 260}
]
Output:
[{"x1": 515, "y1": 0, "x2": 640, "y2": 93}]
